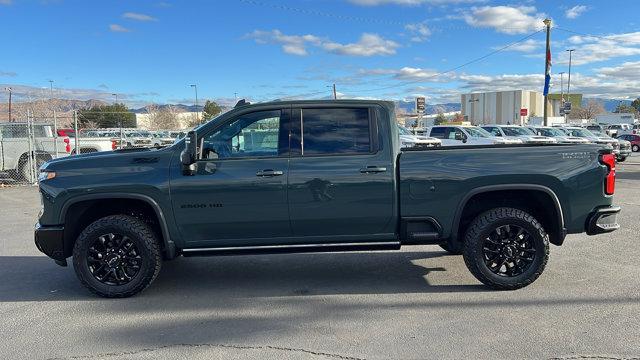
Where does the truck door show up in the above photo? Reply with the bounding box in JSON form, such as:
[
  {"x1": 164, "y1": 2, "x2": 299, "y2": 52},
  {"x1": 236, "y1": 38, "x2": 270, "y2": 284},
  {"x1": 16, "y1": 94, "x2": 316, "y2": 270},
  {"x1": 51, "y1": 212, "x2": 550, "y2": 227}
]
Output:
[
  {"x1": 287, "y1": 105, "x2": 396, "y2": 240},
  {"x1": 169, "y1": 108, "x2": 292, "y2": 247}
]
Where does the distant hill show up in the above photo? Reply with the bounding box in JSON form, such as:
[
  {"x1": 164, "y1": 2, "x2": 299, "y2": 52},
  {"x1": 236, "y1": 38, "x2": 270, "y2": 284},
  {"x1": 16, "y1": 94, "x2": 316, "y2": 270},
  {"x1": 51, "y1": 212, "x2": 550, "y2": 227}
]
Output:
[
  {"x1": 395, "y1": 100, "x2": 461, "y2": 114},
  {"x1": 582, "y1": 98, "x2": 632, "y2": 112}
]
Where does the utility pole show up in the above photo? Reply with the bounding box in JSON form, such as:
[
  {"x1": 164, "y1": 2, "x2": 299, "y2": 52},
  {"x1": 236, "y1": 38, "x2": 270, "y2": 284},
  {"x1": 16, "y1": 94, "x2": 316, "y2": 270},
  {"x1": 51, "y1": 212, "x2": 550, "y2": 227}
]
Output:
[
  {"x1": 543, "y1": 18, "x2": 552, "y2": 126},
  {"x1": 559, "y1": 72, "x2": 566, "y2": 123},
  {"x1": 5, "y1": 87, "x2": 12, "y2": 122},
  {"x1": 190, "y1": 84, "x2": 199, "y2": 123},
  {"x1": 333, "y1": 83, "x2": 337, "y2": 100}
]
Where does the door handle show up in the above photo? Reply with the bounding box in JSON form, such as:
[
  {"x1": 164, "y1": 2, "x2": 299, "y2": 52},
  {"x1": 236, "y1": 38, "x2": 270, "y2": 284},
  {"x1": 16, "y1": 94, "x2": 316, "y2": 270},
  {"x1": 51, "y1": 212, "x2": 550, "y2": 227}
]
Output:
[
  {"x1": 360, "y1": 166, "x2": 387, "y2": 173},
  {"x1": 256, "y1": 169, "x2": 284, "y2": 177}
]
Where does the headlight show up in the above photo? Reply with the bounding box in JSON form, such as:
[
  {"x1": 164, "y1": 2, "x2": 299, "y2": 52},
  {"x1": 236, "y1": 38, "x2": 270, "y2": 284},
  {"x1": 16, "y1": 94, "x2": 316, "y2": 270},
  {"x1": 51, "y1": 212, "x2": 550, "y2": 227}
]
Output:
[{"x1": 38, "y1": 171, "x2": 56, "y2": 182}]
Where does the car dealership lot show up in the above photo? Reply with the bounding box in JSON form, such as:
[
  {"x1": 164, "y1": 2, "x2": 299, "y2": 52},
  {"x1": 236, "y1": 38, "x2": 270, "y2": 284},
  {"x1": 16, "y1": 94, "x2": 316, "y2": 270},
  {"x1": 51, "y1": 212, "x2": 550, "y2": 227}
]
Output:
[{"x1": 0, "y1": 160, "x2": 639, "y2": 360}]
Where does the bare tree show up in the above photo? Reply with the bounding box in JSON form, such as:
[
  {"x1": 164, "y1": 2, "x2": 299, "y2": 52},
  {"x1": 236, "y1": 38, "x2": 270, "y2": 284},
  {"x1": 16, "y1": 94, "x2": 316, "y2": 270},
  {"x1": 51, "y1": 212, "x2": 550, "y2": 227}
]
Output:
[
  {"x1": 570, "y1": 100, "x2": 605, "y2": 120},
  {"x1": 146, "y1": 104, "x2": 181, "y2": 130}
]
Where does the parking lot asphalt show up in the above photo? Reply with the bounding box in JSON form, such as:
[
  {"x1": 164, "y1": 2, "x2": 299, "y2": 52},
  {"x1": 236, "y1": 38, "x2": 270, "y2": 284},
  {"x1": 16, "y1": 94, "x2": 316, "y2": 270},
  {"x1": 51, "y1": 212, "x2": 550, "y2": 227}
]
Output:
[{"x1": 0, "y1": 159, "x2": 639, "y2": 360}]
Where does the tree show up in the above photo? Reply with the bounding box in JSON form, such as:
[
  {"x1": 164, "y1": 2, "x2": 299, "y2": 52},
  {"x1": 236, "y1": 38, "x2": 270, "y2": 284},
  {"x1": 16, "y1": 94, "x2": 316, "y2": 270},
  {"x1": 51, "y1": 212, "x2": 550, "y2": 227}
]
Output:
[
  {"x1": 146, "y1": 104, "x2": 181, "y2": 130},
  {"x1": 452, "y1": 112, "x2": 465, "y2": 122},
  {"x1": 631, "y1": 97, "x2": 640, "y2": 113},
  {"x1": 202, "y1": 100, "x2": 222, "y2": 121},
  {"x1": 434, "y1": 111, "x2": 447, "y2": 125},
  {"x1": 569, "y1": 100, "x2": 605, "y2": 120},
  {"x1": 78, "y1": 103, "x2": 136, "y2": 128},
  {"x1": 613, "y1": 103, "x2": 639, "y2": 117}
]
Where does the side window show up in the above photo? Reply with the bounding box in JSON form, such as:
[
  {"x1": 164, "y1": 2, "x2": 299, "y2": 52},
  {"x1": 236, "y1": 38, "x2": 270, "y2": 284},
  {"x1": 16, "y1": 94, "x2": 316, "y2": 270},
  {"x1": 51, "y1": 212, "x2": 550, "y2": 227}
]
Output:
[
  {"x1": 200, "y1": 110, "x2": 282, "y2": 159},
  {"x1": 447, "y1": 128, "x2": 462, "y2": 140},
  {"x1": 301, "y1": 108, "x2": 371, "y2": 155},
  {"x1": 429, "y1": 127, "x2": 447, "y2": 139},
  {"x1": 488, "y1": 127, "x2": 501, "y2": 136}
]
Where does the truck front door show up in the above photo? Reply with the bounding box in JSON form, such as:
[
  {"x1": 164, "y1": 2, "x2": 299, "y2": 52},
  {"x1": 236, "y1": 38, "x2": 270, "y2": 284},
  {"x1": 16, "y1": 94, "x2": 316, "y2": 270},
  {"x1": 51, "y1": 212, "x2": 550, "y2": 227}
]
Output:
[
  {"x1": 287, "y1": 106, "x2": 396, "y2": 241},
  {"x1": 170, "y1": 108, "x2": 292, "y2": 247}
]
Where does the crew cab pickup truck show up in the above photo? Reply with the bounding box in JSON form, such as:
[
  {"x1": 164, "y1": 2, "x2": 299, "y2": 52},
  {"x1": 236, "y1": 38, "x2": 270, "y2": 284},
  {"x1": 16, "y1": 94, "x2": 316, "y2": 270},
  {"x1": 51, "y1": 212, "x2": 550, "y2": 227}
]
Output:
[{"x1": 35, "y1": 100, "x2": 621, "y2": 297}]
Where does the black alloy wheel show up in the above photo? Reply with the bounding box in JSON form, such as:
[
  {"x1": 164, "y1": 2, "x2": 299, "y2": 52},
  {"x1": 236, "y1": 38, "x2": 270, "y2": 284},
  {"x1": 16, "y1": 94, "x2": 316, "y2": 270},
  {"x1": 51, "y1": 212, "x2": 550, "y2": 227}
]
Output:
[
  {"x1": 481, "y1": 224, "x2": 536, "y2": 277},
  {"x1": 87, "y1": 233, "x2": 142, "y2": 286}
]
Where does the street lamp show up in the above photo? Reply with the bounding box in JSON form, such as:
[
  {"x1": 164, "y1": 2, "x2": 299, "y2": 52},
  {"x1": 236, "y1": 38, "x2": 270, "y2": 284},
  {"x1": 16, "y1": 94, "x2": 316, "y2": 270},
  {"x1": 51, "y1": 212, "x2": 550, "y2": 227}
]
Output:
[
  {"x1": 190, "y1": 84, "x2": 199, "y2": 123},
  {"x1": 112, "y1": 93, "x2": 118, "y2": 105},
  {"x1": 468, "y1": 98, "x2": 479, "y2": 124},
  {"x1": 566, "y1": 49, "x2": 575, "y2": 98}
]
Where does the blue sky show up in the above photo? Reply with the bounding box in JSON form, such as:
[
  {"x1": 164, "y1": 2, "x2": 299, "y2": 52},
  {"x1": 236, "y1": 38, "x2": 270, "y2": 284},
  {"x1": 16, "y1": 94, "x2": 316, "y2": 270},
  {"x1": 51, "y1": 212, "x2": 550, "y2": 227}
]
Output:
[{"x1": 1, "y1": 0, "x2": 639, "y2": 107}]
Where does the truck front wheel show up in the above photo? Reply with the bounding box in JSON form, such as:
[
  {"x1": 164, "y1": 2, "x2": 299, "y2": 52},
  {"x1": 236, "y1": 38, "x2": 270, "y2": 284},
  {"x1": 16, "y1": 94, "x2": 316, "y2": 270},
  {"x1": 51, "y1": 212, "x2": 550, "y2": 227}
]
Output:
[
  {"x1": 72, "y1": 215, "x2": 162, "y2": 298},
  {"x1": 462, "y1": 207, "x2": 549, "y2": 290}
]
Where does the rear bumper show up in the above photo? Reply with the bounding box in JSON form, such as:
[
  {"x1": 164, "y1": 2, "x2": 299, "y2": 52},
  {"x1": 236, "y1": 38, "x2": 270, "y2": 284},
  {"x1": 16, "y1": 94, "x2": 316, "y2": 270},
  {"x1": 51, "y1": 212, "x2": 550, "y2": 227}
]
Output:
[
  {"x1": 34, "y1": 223, "x2": 66, "y2": 262},
  {"x1": 586, "y1": 206, "x2": 621, "y2": 235}
]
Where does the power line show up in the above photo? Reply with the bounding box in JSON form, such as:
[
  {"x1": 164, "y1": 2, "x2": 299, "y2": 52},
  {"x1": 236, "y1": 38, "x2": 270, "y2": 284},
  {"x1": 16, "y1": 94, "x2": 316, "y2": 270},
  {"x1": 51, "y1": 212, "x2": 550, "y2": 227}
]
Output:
[{"x1": 343, "y1": 27, "x2": 546, "y2": 94}]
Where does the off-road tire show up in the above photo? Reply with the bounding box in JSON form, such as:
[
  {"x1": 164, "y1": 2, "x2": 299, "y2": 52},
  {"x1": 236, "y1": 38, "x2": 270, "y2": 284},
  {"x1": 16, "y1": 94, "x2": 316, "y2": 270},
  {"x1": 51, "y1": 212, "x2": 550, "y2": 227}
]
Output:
[
  {"x1": 463, "y1": 207, "x2": 549, "y2": 290},
  {"x1": 17, "y1": 155, "x2": 48, "y2": 182},
  {"x1": 73, "y1": 215, "x2": 162, "y2": 298},
  {"x1": 439, "y1": 242, "x2": 463, "y2": 255}
]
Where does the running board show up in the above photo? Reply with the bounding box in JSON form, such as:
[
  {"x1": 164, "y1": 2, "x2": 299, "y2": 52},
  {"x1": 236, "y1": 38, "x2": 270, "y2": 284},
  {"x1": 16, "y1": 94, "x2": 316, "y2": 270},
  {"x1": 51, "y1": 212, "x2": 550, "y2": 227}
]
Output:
[{"x1": 181, "y1": 241, "x2": 401, "y2": 257}]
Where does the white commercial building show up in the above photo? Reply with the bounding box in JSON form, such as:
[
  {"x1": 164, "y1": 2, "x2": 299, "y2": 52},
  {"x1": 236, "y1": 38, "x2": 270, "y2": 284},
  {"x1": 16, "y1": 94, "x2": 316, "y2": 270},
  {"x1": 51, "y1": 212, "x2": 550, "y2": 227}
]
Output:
[{"x1": 461, "y1": 90, "x2": 553, "y2": 125}]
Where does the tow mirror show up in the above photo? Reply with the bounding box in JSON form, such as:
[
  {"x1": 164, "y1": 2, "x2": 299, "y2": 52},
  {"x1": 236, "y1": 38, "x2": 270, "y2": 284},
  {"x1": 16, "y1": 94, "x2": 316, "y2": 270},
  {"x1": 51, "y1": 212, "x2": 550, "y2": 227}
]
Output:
[{"x1": 181, "y1": 131, "x2": 197, "y2": 176}]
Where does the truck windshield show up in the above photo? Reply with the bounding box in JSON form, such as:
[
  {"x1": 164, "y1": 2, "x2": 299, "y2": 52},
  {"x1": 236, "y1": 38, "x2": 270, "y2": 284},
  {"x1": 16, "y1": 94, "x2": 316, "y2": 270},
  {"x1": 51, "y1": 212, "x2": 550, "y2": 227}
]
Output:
[
  {"x1": 502, "y1": 127, "x2": 535, "y2": 136},
  {"x1": 536, "y1": 128, "x2": 564, "y2": 137},
  {"x1": 566, "y1": 128, "x2": 595, "y2": 137},
  {"x1": 465, "y1": 127, "x2": 492, "y2": 138},
  {"x1": 398, "y1": 126, "x2": 413, "y2": 135}
]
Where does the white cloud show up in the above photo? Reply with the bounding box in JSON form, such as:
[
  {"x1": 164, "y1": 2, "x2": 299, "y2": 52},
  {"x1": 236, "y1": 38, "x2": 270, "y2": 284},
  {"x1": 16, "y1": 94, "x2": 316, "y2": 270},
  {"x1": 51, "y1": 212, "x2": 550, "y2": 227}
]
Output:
[
  {"x1": 0, "y1": 0, "x2": 12, "y2": 5},
  {"x1": 358, "y1": 67, "x2": 452, "y2": 82},
  {"x1": 557, "y1": 32, "x2": 640, "y2": 65},
  {"x1": 405, "y1": 22, "x2": 431, "y2": 42},
  {"x1": 0, "y1": 71, "x2": 17, "y2": 77},
  {"x1": 109, "y1": 24, "x2": 131, "y2": 33},
  {"x1": 463, "y1": 6, "x2": 546, "y2": 34},
  {"x1": 595, "y1": 61, "x2": 640, "y2": 81},
  {"x1": 122, "y1": 12, "x2": 158, "y2": 22},
  {"x1": 247, "y1": 30, "x2": 398, "y2": 57},
  {"x1": 565, "y1": 5, "x2": 588, "y2": 19},
  {"x1": 349, "y1": 0, "x2": 485, "y2": 5},
  {"x1": 322, "y1": 33, "x2": 399, "y2": 56}
]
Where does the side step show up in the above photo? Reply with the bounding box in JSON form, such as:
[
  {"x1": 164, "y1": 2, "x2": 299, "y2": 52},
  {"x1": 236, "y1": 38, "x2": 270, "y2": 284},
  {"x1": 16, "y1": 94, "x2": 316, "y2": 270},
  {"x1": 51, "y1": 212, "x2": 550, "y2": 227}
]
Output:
[
  {"x1": 181, "y1": 241, "x2": 401, "y2": 257},
  {"x1": 409, "y1": 232, "x2": 440, "y2": 242}
]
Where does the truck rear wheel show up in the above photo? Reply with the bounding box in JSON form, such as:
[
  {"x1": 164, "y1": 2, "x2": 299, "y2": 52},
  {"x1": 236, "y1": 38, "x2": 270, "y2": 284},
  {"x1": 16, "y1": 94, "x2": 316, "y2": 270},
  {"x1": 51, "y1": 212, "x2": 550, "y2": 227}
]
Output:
[
  {"x1": 462, "y1": 207, "x2": 549, "y2": 290},
  {"x1": 72, "y1": 215, "x2": 162, "y2": 298}
]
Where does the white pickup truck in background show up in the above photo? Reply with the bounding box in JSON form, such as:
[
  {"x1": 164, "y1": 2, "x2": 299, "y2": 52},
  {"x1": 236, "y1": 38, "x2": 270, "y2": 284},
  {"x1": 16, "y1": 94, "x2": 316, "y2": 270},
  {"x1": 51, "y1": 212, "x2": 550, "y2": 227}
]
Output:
[{"x1": 1, "y1": 123, "x2": 70, "y2": 181}]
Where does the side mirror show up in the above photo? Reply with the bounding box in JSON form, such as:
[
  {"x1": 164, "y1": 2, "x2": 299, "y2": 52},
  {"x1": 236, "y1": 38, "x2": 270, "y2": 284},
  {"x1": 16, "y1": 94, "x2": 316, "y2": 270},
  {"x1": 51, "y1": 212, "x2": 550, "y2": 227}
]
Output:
[
  {"x1": 455, "y1": 132, "x2": 464, "y2": 142},
  {"x1": 181, "y1": 131, "x2": 197, "y2": 176}
]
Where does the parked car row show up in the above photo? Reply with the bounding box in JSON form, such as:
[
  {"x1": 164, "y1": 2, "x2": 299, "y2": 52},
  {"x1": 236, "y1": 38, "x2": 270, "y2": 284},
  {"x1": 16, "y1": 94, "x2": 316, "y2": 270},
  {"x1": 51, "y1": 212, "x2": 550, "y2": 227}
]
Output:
[
  {"x1": 57, "y1": 128, "x2": 187, "y2": 150},
  {"x1": 400, "y1": 123, "x2": 631, "y2": 162}
]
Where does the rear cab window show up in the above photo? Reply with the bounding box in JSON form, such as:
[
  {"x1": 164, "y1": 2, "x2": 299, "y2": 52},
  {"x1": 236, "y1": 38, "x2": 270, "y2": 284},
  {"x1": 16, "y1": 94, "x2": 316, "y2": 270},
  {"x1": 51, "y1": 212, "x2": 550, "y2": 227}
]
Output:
[{"x1": 291, "y1": 107, "x2": 375, "y2": 156}]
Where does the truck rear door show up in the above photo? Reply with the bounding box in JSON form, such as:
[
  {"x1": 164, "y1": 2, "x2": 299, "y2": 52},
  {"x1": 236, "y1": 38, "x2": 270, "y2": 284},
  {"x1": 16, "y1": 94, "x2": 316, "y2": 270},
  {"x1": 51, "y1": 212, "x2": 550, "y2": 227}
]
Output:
[{"x1": 287, "y1": 105, "x2": 396, "y2": 240}]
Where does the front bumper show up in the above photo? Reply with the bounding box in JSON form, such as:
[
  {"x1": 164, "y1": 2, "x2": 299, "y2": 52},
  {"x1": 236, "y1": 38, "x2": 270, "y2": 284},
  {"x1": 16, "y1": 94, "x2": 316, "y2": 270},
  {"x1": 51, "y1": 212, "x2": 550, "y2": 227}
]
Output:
[
  {"x1": 617, "y1": 149, "x2": 631, "y2": 158},
  {"x1": 34, "y1": 223, "x2": 66, "y2": 262},
  {"x1": 586, "y1": 206, "x2": 621, "y2": 235}
]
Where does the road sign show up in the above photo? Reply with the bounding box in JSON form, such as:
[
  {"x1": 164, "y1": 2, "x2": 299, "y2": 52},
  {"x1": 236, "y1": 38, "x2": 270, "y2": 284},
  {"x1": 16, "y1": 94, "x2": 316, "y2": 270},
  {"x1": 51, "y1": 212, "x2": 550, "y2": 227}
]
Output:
[
  {"x1": 520, "y1": 108, "x2": 528, "y2": 116},
  {"x1": 416, "y1": 97, "x2": 426, "y2": 114}
]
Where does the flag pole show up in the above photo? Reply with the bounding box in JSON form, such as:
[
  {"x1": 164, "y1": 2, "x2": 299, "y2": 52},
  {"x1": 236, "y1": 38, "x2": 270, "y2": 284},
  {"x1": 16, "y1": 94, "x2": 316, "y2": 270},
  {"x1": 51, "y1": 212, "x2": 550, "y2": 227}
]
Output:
[{"x1": 543, "y1": 18, "x2": 552, "y2": 126}]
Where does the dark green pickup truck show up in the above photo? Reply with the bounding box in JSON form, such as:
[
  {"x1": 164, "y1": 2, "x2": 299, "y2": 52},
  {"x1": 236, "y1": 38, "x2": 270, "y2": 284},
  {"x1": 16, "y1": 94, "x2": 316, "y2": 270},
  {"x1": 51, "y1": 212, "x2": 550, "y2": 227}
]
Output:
[{"x1": 35, "y1": 100, "x2": 620, "y2": 297}]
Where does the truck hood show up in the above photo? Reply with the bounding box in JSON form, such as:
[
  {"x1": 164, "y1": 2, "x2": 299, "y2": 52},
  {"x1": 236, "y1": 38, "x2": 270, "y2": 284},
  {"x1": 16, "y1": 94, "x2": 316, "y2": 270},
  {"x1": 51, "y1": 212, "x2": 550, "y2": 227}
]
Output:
[{"x1": 41, "y1": 147, "x2": 168, "y2": 172}]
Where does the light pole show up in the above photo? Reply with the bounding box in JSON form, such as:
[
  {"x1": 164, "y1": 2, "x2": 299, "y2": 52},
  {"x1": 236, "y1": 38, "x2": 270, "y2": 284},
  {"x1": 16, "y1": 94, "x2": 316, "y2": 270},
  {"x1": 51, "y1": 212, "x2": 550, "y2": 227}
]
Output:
[
  {"x1": 49, "y1": 80, "x2": 59, "y2": 157},
  {"x1": 558, "y1": 72, "x2": 566, "y2": 121},
  {"x1": 566, "y1": 49, "x2": 575, "y2": 99},
  {"x1": 190, "y1": 84, "x2": 199, "y2": 123},
  {"x1": 468, "y1": 98, "x2": 479, "y2": 124},
  {"x1": 112, "y1": 93, "x2": 118, "y2": 105},
  {"x1": 5, "y1": 87, "x2": 12, "y2": 122}
]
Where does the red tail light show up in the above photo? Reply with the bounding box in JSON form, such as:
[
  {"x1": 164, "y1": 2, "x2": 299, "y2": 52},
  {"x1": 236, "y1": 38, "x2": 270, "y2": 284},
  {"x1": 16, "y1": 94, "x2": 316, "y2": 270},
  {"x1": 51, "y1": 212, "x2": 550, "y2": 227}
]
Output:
[
  {"x1": 600, "y1": 153, "x2": 616, "y2": 195},
  {"x1": 63, "y1": 137, "x2": 71, "y2": 153}
]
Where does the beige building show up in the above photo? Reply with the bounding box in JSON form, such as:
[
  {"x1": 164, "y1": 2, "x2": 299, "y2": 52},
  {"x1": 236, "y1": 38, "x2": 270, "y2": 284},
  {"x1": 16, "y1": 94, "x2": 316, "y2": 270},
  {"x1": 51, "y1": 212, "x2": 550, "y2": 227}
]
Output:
[{"x1": 461, "y1": 90, "x2": 553, "y2": 125}]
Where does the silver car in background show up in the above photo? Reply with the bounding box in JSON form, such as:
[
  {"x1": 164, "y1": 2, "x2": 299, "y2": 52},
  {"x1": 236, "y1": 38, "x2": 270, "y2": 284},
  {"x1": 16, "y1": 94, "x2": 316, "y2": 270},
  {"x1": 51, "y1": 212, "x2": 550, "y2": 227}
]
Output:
[
  {"x1": 481, "y1": 125, "x2": 557, "y2": 144},
  {"x1": 528, "y1": 126, "x2": 590, "y2": 144}
]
